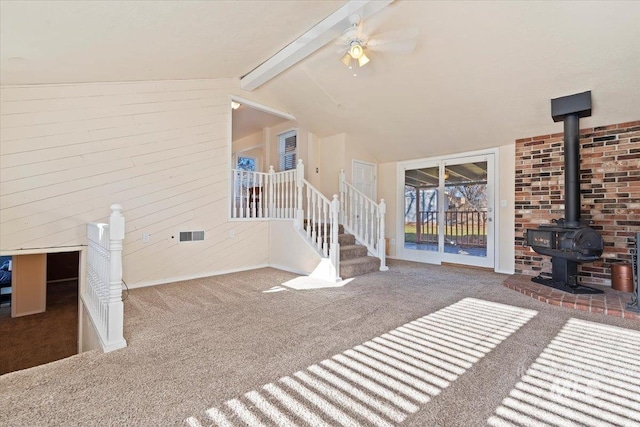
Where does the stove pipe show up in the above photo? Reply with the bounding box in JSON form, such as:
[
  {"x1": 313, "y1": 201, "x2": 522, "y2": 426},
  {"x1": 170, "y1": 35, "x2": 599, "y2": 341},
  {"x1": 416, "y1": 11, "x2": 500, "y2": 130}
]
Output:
[
  {"x1": 551, "y1": 91, "x2": 592, "y2": 227},
  {"x1": 564, "y1": 114, "x2": 580, "y2": 227}
]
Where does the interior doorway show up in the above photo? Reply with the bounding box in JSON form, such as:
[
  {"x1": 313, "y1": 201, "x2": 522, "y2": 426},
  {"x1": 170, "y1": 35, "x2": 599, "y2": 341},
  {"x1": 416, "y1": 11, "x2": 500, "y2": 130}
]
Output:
[
  {"x1": 0, "y1": 251, "x2": 80, "y2": 375},
  {"x1": 399, "y1": 152, "x2": 495, "y2": 269},
  {"x1": 230, "y1": 97, "x2": 296, "y2": 219},
  {"x1": 352, "y1": 159, "x2": 377, "y2": 201}
]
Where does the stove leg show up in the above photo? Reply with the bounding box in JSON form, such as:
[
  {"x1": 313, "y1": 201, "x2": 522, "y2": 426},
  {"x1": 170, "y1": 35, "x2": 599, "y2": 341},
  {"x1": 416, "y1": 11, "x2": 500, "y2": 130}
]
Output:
[
  {"x1": 531, "y1": 257, "x2": 604, "y2": 294},
  {"x1": 552, "y1": 258, "x2": 577, "y2": 287}
]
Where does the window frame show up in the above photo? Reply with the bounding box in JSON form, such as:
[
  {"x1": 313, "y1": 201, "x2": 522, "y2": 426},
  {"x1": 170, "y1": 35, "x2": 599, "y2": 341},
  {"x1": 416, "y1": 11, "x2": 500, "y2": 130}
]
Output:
[{"x1": 278, "y1": 129, "x2": 297, "y2": 171}]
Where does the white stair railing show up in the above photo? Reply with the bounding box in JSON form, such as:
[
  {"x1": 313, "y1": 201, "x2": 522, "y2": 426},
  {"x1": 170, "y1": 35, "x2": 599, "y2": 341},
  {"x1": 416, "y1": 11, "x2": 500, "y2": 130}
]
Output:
[
  {"x1": 299, "y1": 180, "x2": 340, "y2": 281},
  {"x1": 292, "y1": 160, "x2": 340, "y2": 281},
  {"x1": 231, "y1": 167, "x2": 297, "y2": 219},
  {"x1": 230, "y1": 160, "x2": 342, "y2": 281},
  {"x1": 85, "y1": 204, "x2": 127, "y2": 352},
  {"x1": 339, "y1": 170, "x2": 388, "y2": 271}
]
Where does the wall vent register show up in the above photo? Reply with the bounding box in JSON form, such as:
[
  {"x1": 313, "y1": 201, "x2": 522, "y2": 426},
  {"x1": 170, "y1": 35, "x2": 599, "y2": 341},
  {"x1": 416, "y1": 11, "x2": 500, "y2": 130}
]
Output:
[{"x1": 179, "y1": 231, "x2": 205, "y2": 242}]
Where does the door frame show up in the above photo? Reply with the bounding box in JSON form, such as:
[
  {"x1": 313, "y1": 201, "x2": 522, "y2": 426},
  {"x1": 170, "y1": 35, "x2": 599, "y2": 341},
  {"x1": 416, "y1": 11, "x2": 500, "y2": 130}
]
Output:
[{"x1": 396, "y1": 148, "x2": 499, "y2": 270}]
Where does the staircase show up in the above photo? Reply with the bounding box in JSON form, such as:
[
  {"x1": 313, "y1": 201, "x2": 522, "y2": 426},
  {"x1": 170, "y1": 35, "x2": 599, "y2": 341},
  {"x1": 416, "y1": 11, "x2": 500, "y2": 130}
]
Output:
[
  {"x1": 304, "y1": 222, "x2": 381, "y2": 279},
  {"x1": 232, "y1": 160, "x2": 387, "y2": 282},
  {"x1": 338, "y1": 227, "x2": 381, "y2": 278}
]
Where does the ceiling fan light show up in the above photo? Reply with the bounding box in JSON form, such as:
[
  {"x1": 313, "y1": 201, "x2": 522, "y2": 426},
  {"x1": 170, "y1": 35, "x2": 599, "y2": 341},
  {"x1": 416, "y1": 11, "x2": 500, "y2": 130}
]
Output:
[
  {"x1": 349, "y1": 42, "x2": 364, "y2": 59},
  {"x1": 357, "y1": 53, "x2": 370, "y2": 67}
]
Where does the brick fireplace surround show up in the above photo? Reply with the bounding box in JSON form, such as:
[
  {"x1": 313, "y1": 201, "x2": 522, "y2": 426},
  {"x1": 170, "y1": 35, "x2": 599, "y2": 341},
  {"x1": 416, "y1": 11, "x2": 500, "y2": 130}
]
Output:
[
  {"x1": 509, "y1": 120, "x2": 639, "y2": 319},
  {"x1": 514, "y1": 120, "x2": 640, "y2": 286}
]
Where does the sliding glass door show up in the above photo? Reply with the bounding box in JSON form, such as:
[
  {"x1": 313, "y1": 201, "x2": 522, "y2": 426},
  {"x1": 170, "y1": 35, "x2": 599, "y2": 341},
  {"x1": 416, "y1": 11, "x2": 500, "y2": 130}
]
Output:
[{"x1": 401, "y1": 153, "x2": 495, "y2": 268}]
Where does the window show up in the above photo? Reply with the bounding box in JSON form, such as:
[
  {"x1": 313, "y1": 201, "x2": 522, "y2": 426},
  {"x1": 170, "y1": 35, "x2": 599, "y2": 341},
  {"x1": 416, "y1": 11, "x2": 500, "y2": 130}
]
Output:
[
  {"x1": 235, "y1": 155, "x2": 257, "y2": 200},
  {"x1": 236, "y1": 155, "x2": 257, "y2": 172},
  {"x1": 278, "y1": 130, "x2": 297, "y2": 171}
]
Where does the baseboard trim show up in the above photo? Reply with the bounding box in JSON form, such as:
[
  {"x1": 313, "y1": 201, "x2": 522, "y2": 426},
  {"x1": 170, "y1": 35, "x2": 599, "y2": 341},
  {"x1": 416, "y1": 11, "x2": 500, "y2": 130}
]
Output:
[
  {"x1": 269, "y1": 263, "x2": 310, "y2": 276},
  {"x1": 128, "y1": 264, "x2": 271, "y2": 289},
  {"x1": 441, "y1": 262, "x2": 494, "y2": 272}
]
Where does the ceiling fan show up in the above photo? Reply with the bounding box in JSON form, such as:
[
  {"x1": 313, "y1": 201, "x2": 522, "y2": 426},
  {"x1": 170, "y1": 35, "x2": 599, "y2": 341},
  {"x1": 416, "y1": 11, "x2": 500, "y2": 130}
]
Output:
[{"x1": 336, "y1": 14, "x2": 418, "y2": 72}]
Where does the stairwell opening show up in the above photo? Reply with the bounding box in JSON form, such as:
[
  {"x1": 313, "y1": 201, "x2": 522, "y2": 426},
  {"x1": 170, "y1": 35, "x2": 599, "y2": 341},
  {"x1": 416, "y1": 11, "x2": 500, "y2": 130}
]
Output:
[{"x1": 0, "y1": 251, "x2": 79, "y2": 375}]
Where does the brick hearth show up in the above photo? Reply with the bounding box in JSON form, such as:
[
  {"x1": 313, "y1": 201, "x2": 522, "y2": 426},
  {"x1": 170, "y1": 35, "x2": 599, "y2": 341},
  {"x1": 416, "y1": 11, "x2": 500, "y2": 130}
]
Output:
[{"x1": 503, "y1": 274, "x2": 639, "y2": 320}]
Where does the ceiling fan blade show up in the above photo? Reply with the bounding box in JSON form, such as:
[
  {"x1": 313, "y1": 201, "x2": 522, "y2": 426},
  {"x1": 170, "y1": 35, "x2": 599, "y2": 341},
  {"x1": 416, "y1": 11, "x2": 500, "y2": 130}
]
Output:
[
  {"x1": 367, "y1": 38, "x2": 417, "y2": 54},
  {"x1": 367, "y1": 28, "x2": 419, "y2": 45}
]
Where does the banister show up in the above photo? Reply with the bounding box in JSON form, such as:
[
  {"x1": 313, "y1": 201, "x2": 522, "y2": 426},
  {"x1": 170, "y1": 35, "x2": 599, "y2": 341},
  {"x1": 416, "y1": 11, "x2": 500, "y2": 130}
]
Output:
[
  {"x1": 84, "y1": 204, "x2": 127, "y2": 352},
  {"x1": 339, "y1": 171, "x2": 387, "y2": 271}
]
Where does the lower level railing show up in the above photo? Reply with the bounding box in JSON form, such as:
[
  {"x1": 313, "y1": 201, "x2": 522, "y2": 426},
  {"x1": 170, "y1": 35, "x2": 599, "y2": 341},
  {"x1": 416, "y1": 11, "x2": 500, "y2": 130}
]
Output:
[{"x1": 84, "y1": 204, "x2": 127, "y2": 352}]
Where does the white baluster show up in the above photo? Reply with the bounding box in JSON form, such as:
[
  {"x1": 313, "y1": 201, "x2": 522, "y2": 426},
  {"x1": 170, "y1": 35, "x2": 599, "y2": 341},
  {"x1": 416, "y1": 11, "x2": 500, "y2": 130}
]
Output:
[
  {"x1": 330, "y1": 195, "x2": 340, "y2": 280},
  {"x1": 290, "y1": 171, "x2": 295, "y2": 218},
  {"x1": 358, "y1": 195, "x2": 364, "y2": 243},
  {"x1": 268, "y1": 166, "x2": 275, "y2": 218},
  {"x1": 350, "y1": 187, "x2": 355, "y2": 230},
  {"x1": 378, "y1": 199, "x2": 388, "y2": 271},
  {"x1": 370, "y1": 201, "x2": 375, "y2": 247},
  {"x1": 231, "y1": 170, "x2": 236, "y2": 218},
  {"x1": 312, "y1": 192, "x2": 317, "y2": 247},
  {"x1": 363, "y1": 200, "x2": 370, "y2": 246},
  {"x1": 306, "y1": 186, "x2": 311, "y2": 238},
  {"x1": 296, "y1": 160, "x2": 304, "y2": 229},
  {"x1": 250, "y1": 171, "x2": 257, "y2": 218},
  {"x1": 257, "y1": 173, "x2": 263, "y2": 218},
  {"x1": 339, "y1": 169, "x2": 346, "y2": 225},
  {"x1": 285, "y1": 171, "x2": 290, "y2": 218}
]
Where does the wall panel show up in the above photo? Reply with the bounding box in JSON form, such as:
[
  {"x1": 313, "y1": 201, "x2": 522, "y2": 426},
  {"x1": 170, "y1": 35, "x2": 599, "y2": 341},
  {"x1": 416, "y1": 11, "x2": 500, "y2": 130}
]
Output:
[{"x1": 1, "y1": 79, "x2": 270, "y2": 286}]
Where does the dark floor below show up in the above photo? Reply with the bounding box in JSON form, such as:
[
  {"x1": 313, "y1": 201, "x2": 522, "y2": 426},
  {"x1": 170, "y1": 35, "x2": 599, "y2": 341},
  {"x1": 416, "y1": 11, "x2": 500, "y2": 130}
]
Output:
[{"x1": 0, "y1": 280, "x2": 78, "y2": 375}]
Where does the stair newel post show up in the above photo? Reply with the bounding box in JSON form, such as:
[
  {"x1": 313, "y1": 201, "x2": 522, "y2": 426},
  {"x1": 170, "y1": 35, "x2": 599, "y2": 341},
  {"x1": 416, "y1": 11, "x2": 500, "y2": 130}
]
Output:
[
  {"x1": 107, "y1": 204, "x2": 127, "y2": 349},
  {"x1": 268, "y1": 166, "x2": 275, "y2": 218},
  {"x1": 295, "y1": 159, "x2": 304, "y2": 230},
  {"x1": 377, "y1": 199, "x2": 389, "y2": 271},
  {"x1": 330, "y1": 194, "x2": 341, "y2": 281}
]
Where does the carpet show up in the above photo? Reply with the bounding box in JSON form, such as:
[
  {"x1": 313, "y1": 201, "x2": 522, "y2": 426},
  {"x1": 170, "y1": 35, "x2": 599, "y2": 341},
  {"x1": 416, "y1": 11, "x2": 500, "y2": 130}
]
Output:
[{"x1": 0, "y1": 260, "x2": 638, "y2": 426}]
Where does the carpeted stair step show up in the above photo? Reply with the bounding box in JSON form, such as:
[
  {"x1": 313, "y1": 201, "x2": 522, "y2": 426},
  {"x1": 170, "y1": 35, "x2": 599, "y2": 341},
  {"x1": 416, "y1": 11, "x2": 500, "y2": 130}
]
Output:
[
  {"x1": 340, "y1": 244, "x2": 369, "y2": 261},
  {"x1": 340, "y1": 256, "x2": 381, "y2": 279},
  {"x1": 338, "y1": 233, "x2": 356, "y2": 246}
]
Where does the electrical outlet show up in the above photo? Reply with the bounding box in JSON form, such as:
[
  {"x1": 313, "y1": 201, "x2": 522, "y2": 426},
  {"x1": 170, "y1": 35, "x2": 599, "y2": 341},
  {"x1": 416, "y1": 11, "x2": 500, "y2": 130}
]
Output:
[
  {"x1": 142, "y1": 233, "x2": 150, "y2": 243},
  {"x1": 501, "y1": 200, "x2": 507, "y2": 208},
  {"x1": 229, "y1": 229, "x2": 235, "y2": 238},
  {"x1": 391, "y1": 239, "x2": 396, "y2": 245}
]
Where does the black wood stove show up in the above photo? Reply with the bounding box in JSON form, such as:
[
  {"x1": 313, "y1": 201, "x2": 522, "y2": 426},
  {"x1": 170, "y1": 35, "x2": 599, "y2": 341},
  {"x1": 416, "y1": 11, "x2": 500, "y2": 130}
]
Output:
[{"x1": 524, "y1": 91, "x2": 604, "y2": 294}]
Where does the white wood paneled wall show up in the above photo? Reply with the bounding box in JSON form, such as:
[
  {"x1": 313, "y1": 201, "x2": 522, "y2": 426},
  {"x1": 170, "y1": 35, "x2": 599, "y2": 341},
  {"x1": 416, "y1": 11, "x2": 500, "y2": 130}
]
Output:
[{"x1": 0, "y1": 79, "x2": 270, "y2": 286}]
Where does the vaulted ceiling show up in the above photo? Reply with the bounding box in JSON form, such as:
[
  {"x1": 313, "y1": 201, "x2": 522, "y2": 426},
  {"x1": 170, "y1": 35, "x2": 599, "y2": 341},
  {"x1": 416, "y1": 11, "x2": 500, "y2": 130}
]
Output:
[{"x1": 2, "y1": 1, "x2": 639, "y2": 163}]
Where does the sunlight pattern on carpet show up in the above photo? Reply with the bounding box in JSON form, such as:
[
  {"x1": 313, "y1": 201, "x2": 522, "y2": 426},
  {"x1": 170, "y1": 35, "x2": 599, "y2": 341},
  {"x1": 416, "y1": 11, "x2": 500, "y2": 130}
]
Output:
[
  {"x1": 184, "y1": 298, "x2": 537, "y2": 426},
  {"x1": 488, "y1": 318, "x2": 640, "y2": 427}
]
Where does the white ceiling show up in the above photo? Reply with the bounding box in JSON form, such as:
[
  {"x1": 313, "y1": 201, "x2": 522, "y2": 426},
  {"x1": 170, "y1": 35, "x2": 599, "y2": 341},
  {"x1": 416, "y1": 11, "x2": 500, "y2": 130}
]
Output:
[
  {"x1": 0, "y1": 0, "x2": 345, "y2": 84},
  {"x1": 2, "y1": 1, "x2": 639, "y2": 163},
  {"x1": 232, "y1": 105, "x2": 288, "y2": 141}
]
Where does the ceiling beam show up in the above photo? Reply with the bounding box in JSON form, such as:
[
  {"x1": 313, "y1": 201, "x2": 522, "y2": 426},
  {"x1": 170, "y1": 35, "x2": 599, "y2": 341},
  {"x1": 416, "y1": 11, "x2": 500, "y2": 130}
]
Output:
[{"x1": 240, "y1": 0, "x2": 394, "y2": 91}]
